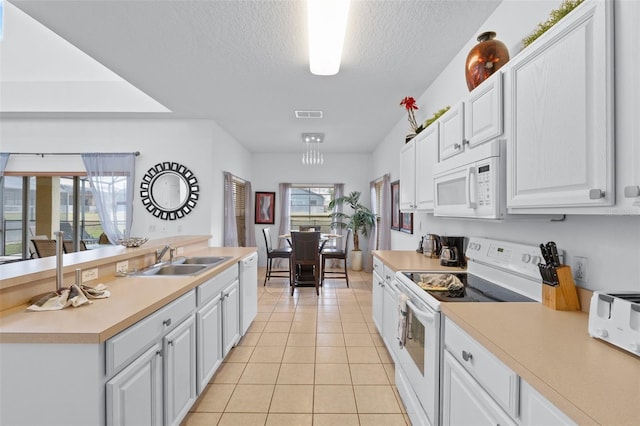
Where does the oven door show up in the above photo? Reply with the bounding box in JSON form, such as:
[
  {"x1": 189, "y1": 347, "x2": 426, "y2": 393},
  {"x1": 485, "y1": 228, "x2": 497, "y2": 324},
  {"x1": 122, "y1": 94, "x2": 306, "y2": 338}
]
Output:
[
  {"x1": 396, "y1": 290, "x2": 440, "y2": 425},
  {"x1": 433, "y1": 156, "x2": 502, "y2": 219}
]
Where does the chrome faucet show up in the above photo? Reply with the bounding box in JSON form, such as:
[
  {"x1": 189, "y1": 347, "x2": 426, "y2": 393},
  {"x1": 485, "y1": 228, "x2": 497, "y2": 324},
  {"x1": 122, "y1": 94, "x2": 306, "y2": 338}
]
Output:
[{"x1": 156, "y1": 244, "x2": 175, "y2": 264}]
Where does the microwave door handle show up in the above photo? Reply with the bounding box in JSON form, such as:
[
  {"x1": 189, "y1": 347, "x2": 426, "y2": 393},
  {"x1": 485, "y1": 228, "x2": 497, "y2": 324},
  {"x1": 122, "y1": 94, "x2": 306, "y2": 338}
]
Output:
[
  {"x1": 466, "y1": 167, "x2": 477, "y2": 209},
  {"x1": 406, "y1": 299, "x2": 436, "y2": 324}
]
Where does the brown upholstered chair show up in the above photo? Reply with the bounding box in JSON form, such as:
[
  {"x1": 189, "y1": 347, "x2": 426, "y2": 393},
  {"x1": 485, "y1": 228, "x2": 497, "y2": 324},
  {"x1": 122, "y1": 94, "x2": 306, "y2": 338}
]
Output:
[
  {"x1": 31, "y1": 239, "x2": 63, "y2": 258},
  {"x1": 262, "y1": 227, "x2": 292, "y2": 286},
  {"x1": 63, "y1": 240, "x2": 88, "y2": 253},
  {"x1": 321, "y1": 229, "x2": 350, "y2": 287},
  {"x1": 290, "y1": 231, "x2": 321, "y2": 295}
]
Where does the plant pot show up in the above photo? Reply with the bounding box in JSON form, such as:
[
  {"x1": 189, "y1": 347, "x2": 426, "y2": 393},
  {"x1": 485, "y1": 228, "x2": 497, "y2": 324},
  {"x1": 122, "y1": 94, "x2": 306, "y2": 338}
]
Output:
[{"x1": 350, "y1": 250, "x2": 363, "y2": 271}]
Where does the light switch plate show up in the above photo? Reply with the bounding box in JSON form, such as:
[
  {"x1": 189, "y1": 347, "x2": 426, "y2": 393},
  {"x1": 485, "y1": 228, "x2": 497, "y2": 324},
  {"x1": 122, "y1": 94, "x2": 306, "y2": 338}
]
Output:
[{"x1": 116, "y1": 261, "x2": 129, "y2": 274}]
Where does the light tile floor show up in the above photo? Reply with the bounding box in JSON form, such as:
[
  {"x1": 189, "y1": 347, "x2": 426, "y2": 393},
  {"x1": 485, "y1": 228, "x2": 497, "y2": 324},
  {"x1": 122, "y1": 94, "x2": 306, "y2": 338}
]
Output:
[{"x1": 182, "y1": 268, "x2": 410, "y2": 426}]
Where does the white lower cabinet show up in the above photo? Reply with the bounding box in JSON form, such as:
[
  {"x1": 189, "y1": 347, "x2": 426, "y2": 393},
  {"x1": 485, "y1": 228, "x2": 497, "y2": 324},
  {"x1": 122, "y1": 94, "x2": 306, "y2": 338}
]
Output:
[
  {"x1": 519, "y1": 380, "x2": 576, "y2": 426},
  {"x1": 442, "y1": 350, "x2": 516, "y2": 426},
  {"x1": 163, "y1": 315, "x2": 197, "y2": 426},
  {"x1": 196, "y1": 294, "x2": 222, "y2": 394},
  {"x1": 372, "y1": 269, "x2": 384, "y2": 334},
  {"x1": 107, "y1": 344, "x2": 163, "y2": 426},
  {"x1": 382, "y1": 277, "x2": 399, "y2": 362},
  {"x1": 222, "y1": 279, "x2": 240, "y2": 355}
]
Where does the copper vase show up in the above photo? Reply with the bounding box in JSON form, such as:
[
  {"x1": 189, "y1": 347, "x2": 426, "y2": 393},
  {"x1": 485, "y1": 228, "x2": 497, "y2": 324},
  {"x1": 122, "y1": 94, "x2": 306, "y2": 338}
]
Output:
[{"x1": 465, "y1": 31, "x2": 509, "y2": 91}]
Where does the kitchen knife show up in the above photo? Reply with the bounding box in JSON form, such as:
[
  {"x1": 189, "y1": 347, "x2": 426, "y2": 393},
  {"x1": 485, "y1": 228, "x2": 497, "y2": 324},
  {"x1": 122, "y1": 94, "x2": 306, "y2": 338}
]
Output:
[
  {"x1": 547, "y1": 241, "x2": 560, "y2": 266},
  {"x1": 539, "y1": 243, "x2": 552, "y2": 265}
]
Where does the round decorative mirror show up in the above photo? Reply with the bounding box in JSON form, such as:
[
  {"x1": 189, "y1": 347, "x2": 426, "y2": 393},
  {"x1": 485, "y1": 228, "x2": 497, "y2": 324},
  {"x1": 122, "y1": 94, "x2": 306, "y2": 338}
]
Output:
[{"x1": 140, "y1": 162, "x2": 199, "y2": 220}]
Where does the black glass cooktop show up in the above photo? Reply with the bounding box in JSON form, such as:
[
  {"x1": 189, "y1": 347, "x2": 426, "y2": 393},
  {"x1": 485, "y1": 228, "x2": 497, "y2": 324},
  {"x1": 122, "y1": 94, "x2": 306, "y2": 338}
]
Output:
[{"x1": 401, "y1": 272, "x2": 534, "y2": 303}]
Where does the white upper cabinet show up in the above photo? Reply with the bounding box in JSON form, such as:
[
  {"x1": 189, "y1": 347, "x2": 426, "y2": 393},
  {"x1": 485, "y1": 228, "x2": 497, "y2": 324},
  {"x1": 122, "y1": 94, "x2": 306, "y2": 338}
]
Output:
[
  {"x1": 415, "y1": 123, "x2": 439, "y2": 210},
  {"x1": 465, "y1": 71, "x2": 504, "y2": 148},
  {"x1": 399, "y1": 139, "x2": 417, "y2": 211},
  {"x1": 439, "y1": 101, "x2": 465, "y2": 161},
  {"x1": 400, "y1": 123, "x2": 439, "y2": 212},
  {"x1": 506, "y1": 0, "x2": 614, "y2": 211}
]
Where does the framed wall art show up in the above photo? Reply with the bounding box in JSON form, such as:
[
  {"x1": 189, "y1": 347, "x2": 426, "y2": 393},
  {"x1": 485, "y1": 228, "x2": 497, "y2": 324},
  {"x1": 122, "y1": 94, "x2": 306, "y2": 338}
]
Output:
[
  {"x1": 391, "y1": 180, "x2": 400, "y2": 231},
  {"x1": 255, "y1": 191, "x2": 275, "y2": 224},
  {"x1": 401, "y1": 212, "x2": 413, "y2": 234}
]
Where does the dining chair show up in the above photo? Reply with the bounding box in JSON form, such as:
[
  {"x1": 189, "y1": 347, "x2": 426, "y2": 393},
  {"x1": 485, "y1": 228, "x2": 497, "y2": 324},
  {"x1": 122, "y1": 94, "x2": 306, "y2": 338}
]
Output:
[
  {"x1": 32, "y1": 239, "x2": 64, "y2": 258},
  {"x1": 63, "y1": 240, "x2": 88, "y2": 253},
  {"x1": 290, "y1": 231, "x2": 321, "y2": 295},
  {"x1": 298, "y1": 225, "x2": 318, "y2": 231},
  {"x1": 262, "y1": 227, "x2": 292, "y2": 286},
  {"x1": 321, "y1": 228, "x2": 351, "y2": 287}
]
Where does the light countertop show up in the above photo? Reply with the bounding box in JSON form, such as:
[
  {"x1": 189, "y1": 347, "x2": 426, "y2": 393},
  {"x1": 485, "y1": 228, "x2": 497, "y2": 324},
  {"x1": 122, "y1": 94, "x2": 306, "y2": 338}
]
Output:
[
  {"x1": 0, "y1": 246, "x2": 256, "y2": 344},
  {"x1": 373, "y1": 250, "x2": 640, "y2": 426}
]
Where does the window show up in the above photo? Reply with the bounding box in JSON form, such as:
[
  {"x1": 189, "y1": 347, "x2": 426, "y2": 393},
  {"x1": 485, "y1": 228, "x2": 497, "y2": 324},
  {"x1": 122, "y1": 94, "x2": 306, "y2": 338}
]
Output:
[
  {"x1": 0, "y1": 174, "x2": 104, "y2": 259},
  {"x1": 373, "y1": 179, "x2": 384, "y2": 250},
  {"x1": 232, "y1": 177, "x2": 246, "y2": 247},
  {"x1": 290, "y1": 185, "x2": 335, "y2": 232}
]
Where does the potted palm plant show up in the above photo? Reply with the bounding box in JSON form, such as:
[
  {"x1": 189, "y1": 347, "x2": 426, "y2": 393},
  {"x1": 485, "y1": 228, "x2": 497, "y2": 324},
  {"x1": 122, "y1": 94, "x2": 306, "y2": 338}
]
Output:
[{"x1": 329, "y1": 191, "x2": 377, "y2": 271}]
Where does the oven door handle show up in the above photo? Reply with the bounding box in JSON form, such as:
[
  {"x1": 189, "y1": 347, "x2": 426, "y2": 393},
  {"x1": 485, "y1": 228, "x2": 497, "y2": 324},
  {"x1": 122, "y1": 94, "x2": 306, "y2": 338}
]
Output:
[{"x1": 406, "y1": 299, "x2": 436, "y2": 324}]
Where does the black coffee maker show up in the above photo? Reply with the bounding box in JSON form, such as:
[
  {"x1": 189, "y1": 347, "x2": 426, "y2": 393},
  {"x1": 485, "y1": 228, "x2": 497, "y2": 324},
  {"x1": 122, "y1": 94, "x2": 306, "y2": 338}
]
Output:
[{"x1": 439, "y1": 236, "x2": 466, "y2": 267}]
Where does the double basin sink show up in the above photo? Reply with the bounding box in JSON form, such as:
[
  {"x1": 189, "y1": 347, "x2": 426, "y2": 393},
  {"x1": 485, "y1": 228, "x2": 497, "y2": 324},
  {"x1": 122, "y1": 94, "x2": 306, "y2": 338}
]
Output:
[{"x1": 133, "y1": 256, "x2": 232, "y2": 277}]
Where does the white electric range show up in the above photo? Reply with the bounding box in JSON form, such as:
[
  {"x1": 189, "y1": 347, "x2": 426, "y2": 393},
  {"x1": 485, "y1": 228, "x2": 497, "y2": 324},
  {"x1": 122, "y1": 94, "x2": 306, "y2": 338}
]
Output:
[{"x1": 394, "y1": 237, "x2": 549, "y2": 426}]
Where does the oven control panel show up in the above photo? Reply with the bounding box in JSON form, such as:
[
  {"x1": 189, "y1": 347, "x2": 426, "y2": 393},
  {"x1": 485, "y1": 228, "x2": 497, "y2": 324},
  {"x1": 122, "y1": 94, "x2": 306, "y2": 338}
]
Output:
[{"x1": 466, "y1": 237, "x2": 561, "y2": 281}]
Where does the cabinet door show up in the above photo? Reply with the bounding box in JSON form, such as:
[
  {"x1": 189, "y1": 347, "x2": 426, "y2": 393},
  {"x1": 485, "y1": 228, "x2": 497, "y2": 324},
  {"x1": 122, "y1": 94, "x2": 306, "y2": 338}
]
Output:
[
  {"x1": 507, "y1": 0, "x2": 614, "y2": 210},
  {"x1": 442, "y1": 351, "x2": 516, "y2": 426},
  {"x1": 465, "y1": 71, "x2": 503, "y2": 148},
  {"x1": 382, "y1": 280, "x2": 399, "y2": 362},
  {"x1": 415, "y1": 123, "x2": 439, "y2": 211},
  {"x1": 519, "y1": 380, "x2": 576, "y2": 426},
  {"x1": 371, "y1": 271, "x2": 384, "y2": 334},
  {"x1": 439, "y1": 102, "x2": 465, "y2": 161},
  {"x1": 164, "y1": 315, "x2": 197, "y2": 426},
  {"x1": 106, "y1": 344, "x2": 163, "y2": 426},
  {"x1": 196, "y1": 295, "x2": 223, "y2": 394},
  {"x1": 222, "y1": 280, "x2": 240, "y2": 356},
  {"x1": 399, "y1": 139, "x2": 416, "y2": 211}
]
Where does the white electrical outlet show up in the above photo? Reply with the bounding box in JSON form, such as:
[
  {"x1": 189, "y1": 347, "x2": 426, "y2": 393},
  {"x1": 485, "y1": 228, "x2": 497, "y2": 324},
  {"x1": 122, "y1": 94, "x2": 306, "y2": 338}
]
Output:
[
  {"x1": 116, "y1": 261, "x2": 129, "y2": 274},
  {"x1": 176, "y1": 247, "x2": 184, "y2": 255},
  {"x1": 82, "y1": 268, "x2": 99, "y2": 283},
  {"x1": 572, "y1": 256, "x2": 588, "y2": 285}
]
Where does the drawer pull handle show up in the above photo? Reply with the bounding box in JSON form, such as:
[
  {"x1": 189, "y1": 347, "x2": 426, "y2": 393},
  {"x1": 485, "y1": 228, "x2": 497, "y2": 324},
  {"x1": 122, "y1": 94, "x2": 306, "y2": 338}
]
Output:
[
  {"x1": 462, "y1": 350, "x2": 473, "y2": 362},
  {"x1": 163, "y1": 319, "x2": 172, "y2": 327},
  {"x1": 168, "y1": 340, "x2": 174, "y2": 346},
  {"x1": 155, "y1": 350, "x2": 162, "y2": 357}
]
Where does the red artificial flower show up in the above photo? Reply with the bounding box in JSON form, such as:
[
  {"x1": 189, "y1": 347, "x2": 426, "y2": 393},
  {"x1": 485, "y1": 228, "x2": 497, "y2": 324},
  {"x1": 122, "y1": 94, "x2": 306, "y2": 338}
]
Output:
[{"x1": 400, "y1": 96, "x2": 419, "y2": 111}]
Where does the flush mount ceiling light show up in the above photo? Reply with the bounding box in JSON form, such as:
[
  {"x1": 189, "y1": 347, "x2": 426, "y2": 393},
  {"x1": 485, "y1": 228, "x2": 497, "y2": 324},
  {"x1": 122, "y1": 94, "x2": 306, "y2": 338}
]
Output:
[
  {"x1": 302, "y1": 133, "x2": 324, "y2": 165},
  {"x1": 307, "y1": 0, "x2": 351, "y2": 76}
]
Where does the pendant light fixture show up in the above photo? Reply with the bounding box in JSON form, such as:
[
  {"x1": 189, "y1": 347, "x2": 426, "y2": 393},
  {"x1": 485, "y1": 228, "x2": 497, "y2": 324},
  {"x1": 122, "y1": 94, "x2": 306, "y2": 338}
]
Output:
[
  {"x1": 301, "y1": 133, "x2": 324, "y2": 165},
  {"x1": 307, "y1": 0, "x2": 351, "y2": 76}
]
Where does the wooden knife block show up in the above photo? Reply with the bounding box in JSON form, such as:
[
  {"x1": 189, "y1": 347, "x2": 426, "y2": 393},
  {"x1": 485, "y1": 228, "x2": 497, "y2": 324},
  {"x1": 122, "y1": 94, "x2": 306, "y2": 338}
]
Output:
[{"x1": 541, "y1": 265, "x2": 581, "y2": 311}]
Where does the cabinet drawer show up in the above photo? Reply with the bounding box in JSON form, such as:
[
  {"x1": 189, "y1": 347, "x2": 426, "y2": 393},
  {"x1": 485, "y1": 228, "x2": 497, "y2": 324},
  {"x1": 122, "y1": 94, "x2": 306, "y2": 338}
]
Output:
[
  {"x1": 373, "y1": 257, "x2": 383, "y2": 275},
  {"x1": 106, "y1": 290, "x2": 196, "y2": 377},
  {"x1": 444, "y1": 317, "x2": 519, "y2": 417},
  {"x1": 382, "y1": 265, "x2": 395, "y2": 283},
  {"x1": 198, "y1": 265, "x2": 238, "y2": 305}
]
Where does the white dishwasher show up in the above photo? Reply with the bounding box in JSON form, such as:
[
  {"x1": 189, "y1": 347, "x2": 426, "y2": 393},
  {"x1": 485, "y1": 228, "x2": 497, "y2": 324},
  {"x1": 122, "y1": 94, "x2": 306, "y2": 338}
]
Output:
[{"x1": 239, "y1": 252, "x2": 258, "y2": 335}]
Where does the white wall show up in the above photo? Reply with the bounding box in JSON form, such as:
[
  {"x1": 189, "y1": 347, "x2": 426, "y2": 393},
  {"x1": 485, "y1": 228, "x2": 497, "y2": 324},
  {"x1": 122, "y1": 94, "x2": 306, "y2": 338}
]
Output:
[
  {"x1": 250, "y1": 151, "x2": 373, "y2": 267},
  {"x1": 1, "y1": 118, "x2": 252, "y2": 246},
  {"x1": 372, "y1": 0, "x2": 640, "y2": 292}
]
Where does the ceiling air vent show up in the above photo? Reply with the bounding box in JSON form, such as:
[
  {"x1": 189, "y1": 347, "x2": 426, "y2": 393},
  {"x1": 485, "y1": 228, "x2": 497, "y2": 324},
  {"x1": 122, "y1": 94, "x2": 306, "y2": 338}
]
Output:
[{"x1": 295, "y1": 110, "x2": 323, "y2": 119}]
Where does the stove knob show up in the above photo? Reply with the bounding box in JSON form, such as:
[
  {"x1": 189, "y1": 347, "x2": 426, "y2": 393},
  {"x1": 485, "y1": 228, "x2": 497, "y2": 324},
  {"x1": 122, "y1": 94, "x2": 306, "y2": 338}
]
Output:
[
  {"x1": 521, "y1": 254, "x2": 531, "y2": 263},
  {"x1": 595, "y1": 328, "x2": 609, "y2": 338},
  {"x1": 531, "y1": 256, "x2": 542, "y2": 265}
]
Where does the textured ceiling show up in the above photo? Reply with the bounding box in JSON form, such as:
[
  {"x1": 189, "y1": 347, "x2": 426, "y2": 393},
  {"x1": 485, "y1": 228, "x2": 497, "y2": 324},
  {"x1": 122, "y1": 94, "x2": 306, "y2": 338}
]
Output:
[{"x1": 8, "y1": 0, "x2": 501, "y2": 154}]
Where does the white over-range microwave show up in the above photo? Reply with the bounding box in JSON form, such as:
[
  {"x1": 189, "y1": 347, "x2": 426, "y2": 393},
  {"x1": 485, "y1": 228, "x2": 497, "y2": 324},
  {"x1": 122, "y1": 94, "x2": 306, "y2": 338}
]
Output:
[{"x1": 432, "y1": 139, "x2": 505, "y2": 219}]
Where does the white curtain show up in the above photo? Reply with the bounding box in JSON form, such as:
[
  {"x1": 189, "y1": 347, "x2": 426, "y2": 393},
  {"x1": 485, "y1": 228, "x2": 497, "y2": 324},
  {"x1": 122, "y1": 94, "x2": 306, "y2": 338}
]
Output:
[
  {"x1": 223, "y1": 171, "x2": 238, "y2": 247},
  {"x1": 244, "y1": 180, "x2": 256, "y2": 247},
  {"x1": 379, "y1": 174, "x2": 392, "y2": 250},
  {"x1": 81, "y1": 153, "x2": 136, "y2": 244}
]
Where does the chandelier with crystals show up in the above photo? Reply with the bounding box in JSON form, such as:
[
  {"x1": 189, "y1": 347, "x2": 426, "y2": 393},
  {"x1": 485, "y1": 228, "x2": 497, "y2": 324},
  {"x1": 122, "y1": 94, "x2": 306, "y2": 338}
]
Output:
[{"x1": 301, "y1": 133, "x2": 324, "y2": 165}]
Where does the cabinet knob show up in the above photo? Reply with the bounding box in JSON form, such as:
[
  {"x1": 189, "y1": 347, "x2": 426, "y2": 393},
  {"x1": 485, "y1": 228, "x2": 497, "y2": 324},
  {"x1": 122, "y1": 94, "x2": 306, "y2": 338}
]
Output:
[
  {"x1": 168, "y1": 340, "x2": 174, "y2": 346},
  {"x1": 462, "y1": 139, "x2": 469, "y2": 146},
  {"x1": 155, "y1": 350, "x2": 162, "y2": 357},
  {"x1": 163, "y1": 319, "x2": 172, "y2": 327},
  {"x1": 462, "y1": 350, "x2": 473, "y2": 362},
  {"x1": 589, "y1": 188, "x2": 605, "y2": 199},
  {"x1": 454, "y1": 143, "x2": 461, "y2": 150}
]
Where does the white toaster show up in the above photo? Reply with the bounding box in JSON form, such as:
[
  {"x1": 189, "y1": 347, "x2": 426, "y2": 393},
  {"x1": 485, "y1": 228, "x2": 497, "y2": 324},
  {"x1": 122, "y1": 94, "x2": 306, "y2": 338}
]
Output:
[{"x1": 588, "y1": 291, "x2": 640, "y2": 356}]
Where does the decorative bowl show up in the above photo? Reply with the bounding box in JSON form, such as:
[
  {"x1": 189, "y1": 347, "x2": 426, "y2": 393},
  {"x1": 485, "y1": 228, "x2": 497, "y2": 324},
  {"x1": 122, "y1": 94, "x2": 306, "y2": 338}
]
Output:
[{"x1": 118, "y1": 237, "x2": 149, "y2": 248}]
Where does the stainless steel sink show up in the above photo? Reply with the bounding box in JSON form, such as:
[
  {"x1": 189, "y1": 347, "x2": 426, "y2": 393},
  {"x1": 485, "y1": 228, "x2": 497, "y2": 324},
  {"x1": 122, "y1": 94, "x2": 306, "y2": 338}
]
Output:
[
  {"x1": 180, "y1": 256, "x2": 232, "y2": 265},
  {"x1": 132, "y1": 255, "x2": 232, "y2": 277},
  {"x1": 136, "y1": 263, "x2": 208, "y2": 276}
]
